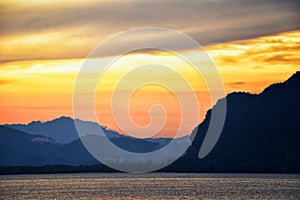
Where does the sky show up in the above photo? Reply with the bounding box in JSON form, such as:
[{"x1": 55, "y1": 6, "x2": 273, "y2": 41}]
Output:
[{"x1": 0, "y1": 0, "x2": 299, "y2": 138}]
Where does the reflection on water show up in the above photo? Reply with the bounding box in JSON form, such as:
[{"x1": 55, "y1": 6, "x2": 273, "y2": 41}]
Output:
[{"x1": 0, "y1": 173, "x2": 299, "y2": 199}]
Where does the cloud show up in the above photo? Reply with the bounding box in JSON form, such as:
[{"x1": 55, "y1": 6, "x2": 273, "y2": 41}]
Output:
[
  {"x1": 207, "y1": 31, "x2": 300, "y2": 67},
  {"x1": 231, "y1": 82, "x2": 245, "y2": 85},
  {"x1": 0, "y1": 0, "x2": 299, "y2": 61},
  {"x1": 1, "y1": 0, "x2": 299, "y2": 37},
  {"x1": 202, "y1": 30, "x2": 300, "y2": 94}
]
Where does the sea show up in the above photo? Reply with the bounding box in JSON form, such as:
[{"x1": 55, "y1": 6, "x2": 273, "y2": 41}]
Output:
[{"x1": 0, "y1": 173, "x2": 299, "y2": 199}]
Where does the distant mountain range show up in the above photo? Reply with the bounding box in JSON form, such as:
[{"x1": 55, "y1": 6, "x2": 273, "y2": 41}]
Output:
[
  {"x1": 0, "y1": 125, "x2": 191, "y2": 166},
  {"x1": 5, "y1": 117, "x2": 122, "y2": 143},
  {"x1": 0, "y1": 126, "x2": 97, "y2": 166},
  {"x1": 1, "y1": 71, "x2": 299, "y2": 173},
  {"x1": 1, "y1": 117, "x2": 190, "y2": 166}
]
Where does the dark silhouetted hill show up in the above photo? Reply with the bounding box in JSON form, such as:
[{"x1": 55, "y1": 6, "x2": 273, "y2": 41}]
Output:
[
  {"x1": 165, "y1": 71, "x2": 300, "y2": 172},
  {"x1": 1, "y1": 72, "x2": 299, "y2": 173}
]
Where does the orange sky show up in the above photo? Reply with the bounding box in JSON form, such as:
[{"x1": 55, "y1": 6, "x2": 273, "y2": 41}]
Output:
[
  {"x1": 0, "y1": 1, "x2": 299, "y2": 138},
  {"x1": 1, "y1": 31, "x2": 299, "y2": 137}
]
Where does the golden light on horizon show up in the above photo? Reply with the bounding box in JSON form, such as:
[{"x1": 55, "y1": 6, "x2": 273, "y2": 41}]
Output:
[
  {"x1": 93, "y1": 51, "x2": 211, "y2": 137},
  {"x1": 0, "y1": 30, "x2": 299, "y2": 137}
]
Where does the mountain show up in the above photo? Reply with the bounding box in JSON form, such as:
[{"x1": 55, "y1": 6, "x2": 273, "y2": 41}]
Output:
[
  {"x1": 1, "y1": 72, "x2": 299, "y2": 173},
  {"x1": 164, "y1": 71, "x2": 300, "y2": 172},
  {"x1": 0, "y1": 126, "x2": 99, "y2": 166},
  {"x1": 0, "y1": 125, "x2": 190, "y2": 166},
  {"x1": 5, "y1": 116, "x2": 121, "y2": 144},
  {"x1": 5, "y1": 116, "x2": 188, "y2": 150},
  {"x1": 4, "y1": 116, "x2": 191, "y2": 155}
]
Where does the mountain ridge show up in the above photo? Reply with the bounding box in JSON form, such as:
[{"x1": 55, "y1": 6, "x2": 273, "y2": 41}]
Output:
[
  {"x1": 4, "y1": 116, "x2": 120, "y2": 144},
  {"x1": 163, "y1": 71, "x2": 300, "y2": 172},
  {"x1": 4, "y1": 116, "x2": 185, "y2": 144},
  {"x1": 0, "y1": 71, "x2": 299, "y2": 173}
]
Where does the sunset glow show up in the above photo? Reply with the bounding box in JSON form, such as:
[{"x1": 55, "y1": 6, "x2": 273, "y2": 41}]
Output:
[
  {"x1": 1, "y1": 0, "x2": 299, "y2": 138},
  {"x1": 1, "y1": 30, "x2": 299, "y2": 137}
]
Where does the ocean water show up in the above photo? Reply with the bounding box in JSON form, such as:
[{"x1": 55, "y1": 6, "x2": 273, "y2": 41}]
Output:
[{"x1": 0, "y1": 173, "x2": 299, "y2": 199}]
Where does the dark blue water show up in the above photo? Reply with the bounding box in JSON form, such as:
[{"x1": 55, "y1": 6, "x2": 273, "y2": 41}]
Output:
[{"x1": 1, "y1": 173, "x2": 299, "y2": 199}]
